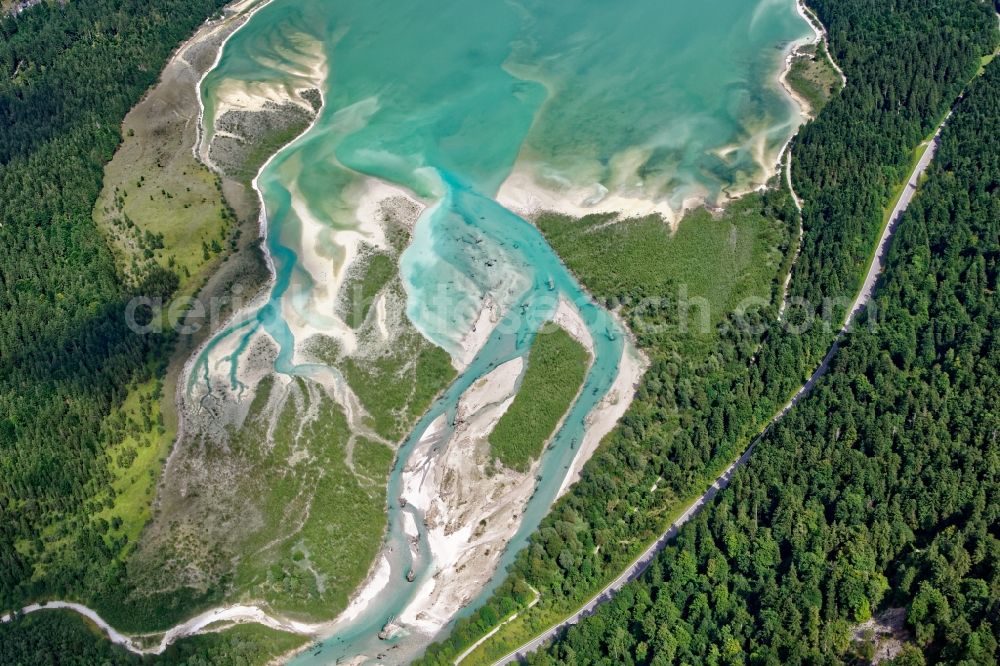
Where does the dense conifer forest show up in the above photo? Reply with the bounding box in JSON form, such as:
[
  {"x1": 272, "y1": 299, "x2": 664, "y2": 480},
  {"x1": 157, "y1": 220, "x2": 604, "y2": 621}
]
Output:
[
  {"x1": 532, "y1": 55, "x2": 1000, "y2": 666},
  {"x1": 417, "y1": 0, "x2": 998, "y2": 661},
  {"x1": 0, "y1": 0, "x2": 227, "y2": 619},
  {"x1": 2, "y1": 0, "x2": 997, "y2": 663}
]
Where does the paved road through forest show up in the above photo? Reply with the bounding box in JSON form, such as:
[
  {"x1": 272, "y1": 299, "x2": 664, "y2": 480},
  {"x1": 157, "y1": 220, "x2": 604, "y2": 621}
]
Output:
[{"x1": 490, "y1": 115, "x2": 950, "y2": 666}]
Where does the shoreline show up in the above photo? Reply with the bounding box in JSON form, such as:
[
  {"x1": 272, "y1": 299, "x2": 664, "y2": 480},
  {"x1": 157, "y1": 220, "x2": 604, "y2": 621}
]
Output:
[
  {"x1": 795, "y1": 0, "x2": 847, "y2": 86},
  {"x1": 56, "y1": 0, "x2": 402, "y2": 654},
  {"x1": 192, "y1": 0, "x2": 276, "y2": 170},
  {"x1": 777, "y1": 32, "x2": 820, "y2": 120},
  {"x1": 180, "y1": 0, "x2": 330, "y2": 407},
  {"x1": 174, "y1": 0, "x2": 281, "y2": 454},
  {"x1": 497, "y1": 0, "x2": 825, "y2": 229},
  {"x1": 495, "y1": 168, "x2": 693, "y2": 230},
  {"x1": 777, "y1": 0, "x2": 847, "y2": 126},
  {"x1": 770, "y1": 0, "x2": 823, "y2": 178},
  {"x1": 744, "y1": 0, "x2": 834, "y2": 196}
]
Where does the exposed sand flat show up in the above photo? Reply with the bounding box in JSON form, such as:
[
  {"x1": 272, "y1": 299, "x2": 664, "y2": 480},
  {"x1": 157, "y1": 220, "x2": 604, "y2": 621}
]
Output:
[
  {"x1": 166, "y1": 174, "x2": 432, "y2": 642},
  {"x1": 403, "y1": 509, "x2": 420, "y2": 542},
  {"x1": 206, "y1": 33, "x2": 326, "y2": 125},
  {"x1": 27, "y1": 0, "x2": 817, "y2": 656},
  {"x1": 497, "y1": 1, "x2": 826, "y2": 228},
  {"x1": 397, "y1": 357, "x2": 532, "y2": 634},
  {"x1": 194, "y1": 14, "x2": 328, "y2": 178},
  {"x1": 355, "y1": 178, "x2": 426, "y2": 231},
  {"x1": 499, "y1": 140, "x2": 787, "y2": 227},
  {"x1": 374, "y1": 291, "x2": 391, "y2": 341},
  {"x1": 211, "y1": 78, "x2": 316, "y2": 115},
  {"x1": 192, "y1": 0, "x2": 283, "y2": 166},
  {"x1": 461, "y1": 358, "x2": 525, "y2": 419},
  {"x1": 392, "y1": 303, "x2": 640, "y2": 636},
  {"x1": 279, "y1": 182, "x2": 364, "y2": 353},
  {"x1": 159, "y1": 605, "x2": 322, "y2": 648},
  {"x1": 496, "y1": 165, "x2": 685, "y2": 228},
  {"x1": 452, "y1": 296, "x2": 501, "y2": 370},
  {"x1": 400, "y1": 414, "x2": 450, "y2": 519},
  {"x1": 188, "y1": 173, "x2": 426, "y2": 426},
  {"x1": 155, "y1": 0, "x2": 812, "y2": 654},
  {"x1": 338, "y1": 556, "x2": 392, "y2": 624},
  {"x1": 551, "y1": 297, "x2": 594, "y2": 354},
  {"x1": 548, "y1": 300, "x2": 648, "y2": 499},
  {"x1": 278, "y1": 177, "x2": 425, "y2": 355}
]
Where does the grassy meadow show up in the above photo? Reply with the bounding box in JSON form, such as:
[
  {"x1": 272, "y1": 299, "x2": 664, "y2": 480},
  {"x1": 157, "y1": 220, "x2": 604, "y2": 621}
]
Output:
[
  {"x1": 93, "y1": 84, "x2": 236, "y2": 295},
  {"x1": 94, "y1": 377, "x2": 175, "y2": 549}
]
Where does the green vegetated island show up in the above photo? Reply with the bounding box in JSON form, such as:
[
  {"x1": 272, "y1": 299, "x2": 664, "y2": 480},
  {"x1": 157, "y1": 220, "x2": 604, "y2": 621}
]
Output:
[
  {"x1": 1, "y1": 0, "x2": 999, "y2": 665},
  {"x1": 490, "y1": 328, "x2": 591, "y2": 472}
]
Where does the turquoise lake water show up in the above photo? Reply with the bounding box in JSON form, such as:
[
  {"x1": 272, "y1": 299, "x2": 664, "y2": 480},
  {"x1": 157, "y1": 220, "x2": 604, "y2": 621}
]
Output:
[{"x1": 192, "y1": 0, "x2": 811, "y2": 662}]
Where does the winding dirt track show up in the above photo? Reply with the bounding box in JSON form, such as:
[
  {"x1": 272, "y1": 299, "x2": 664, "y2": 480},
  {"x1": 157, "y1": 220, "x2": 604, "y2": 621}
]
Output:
[
  {"x1": 489, "y1": 115, "x2": 950, "y2": 666},
  {"x1": 0, "y1": 602, "x2": 320, "y2": 655}
]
